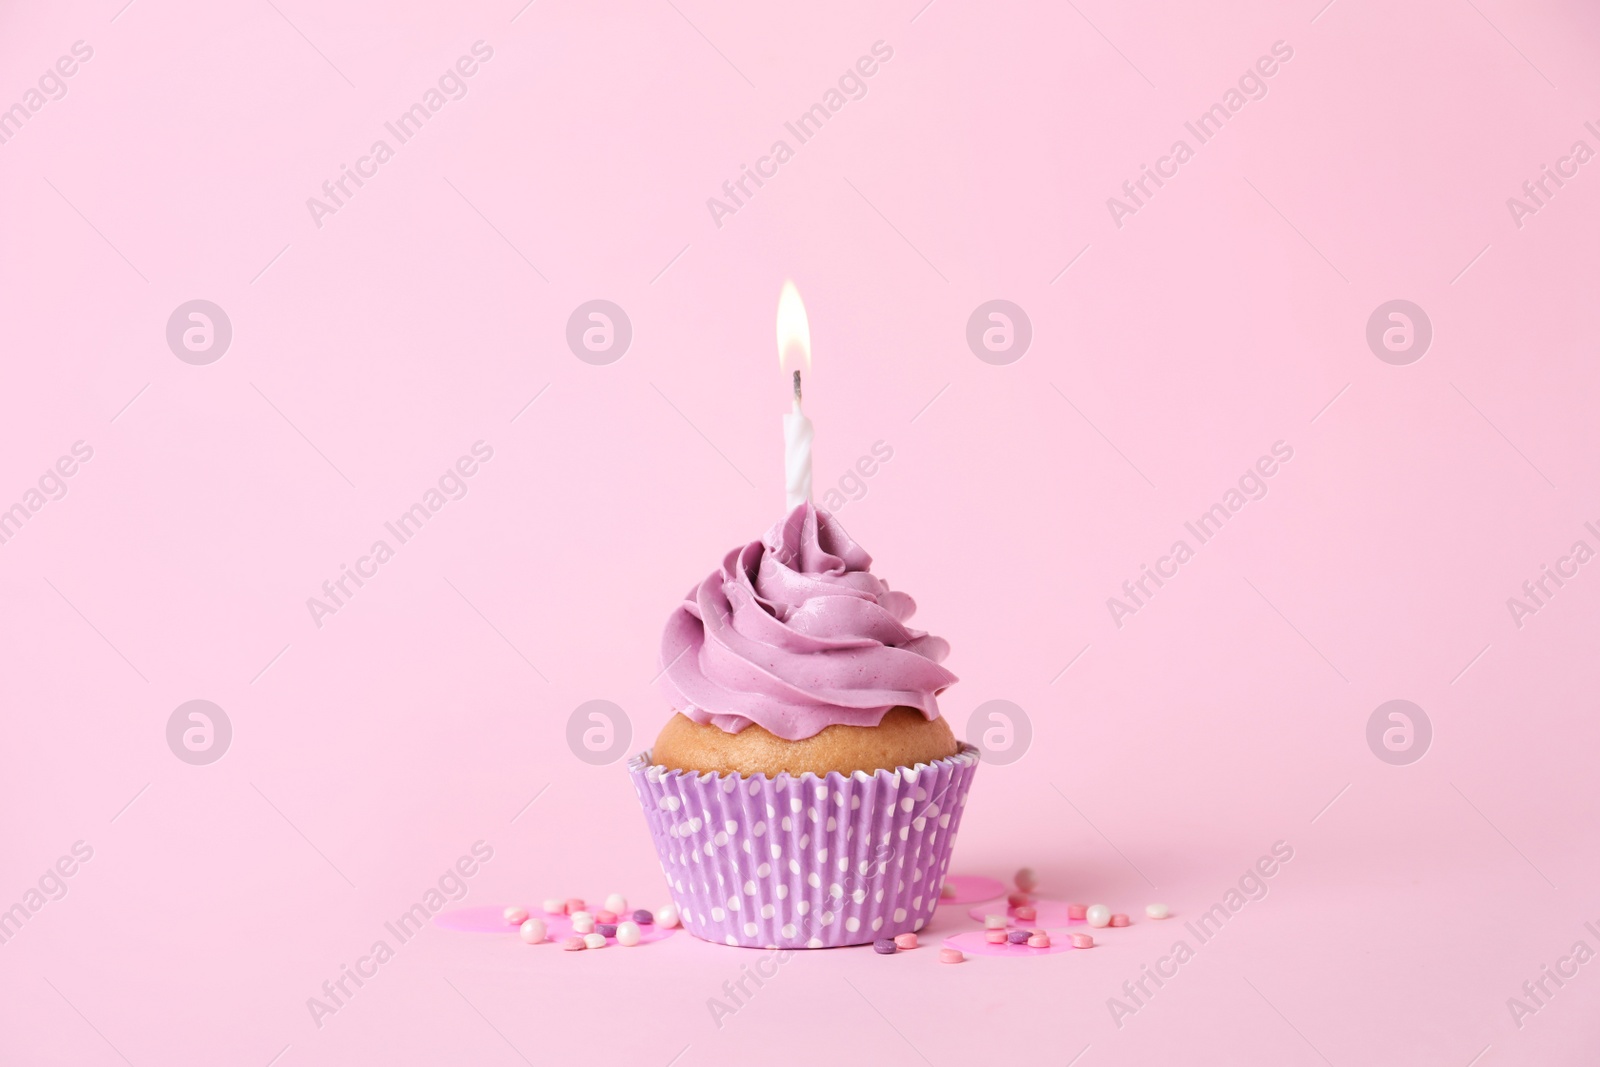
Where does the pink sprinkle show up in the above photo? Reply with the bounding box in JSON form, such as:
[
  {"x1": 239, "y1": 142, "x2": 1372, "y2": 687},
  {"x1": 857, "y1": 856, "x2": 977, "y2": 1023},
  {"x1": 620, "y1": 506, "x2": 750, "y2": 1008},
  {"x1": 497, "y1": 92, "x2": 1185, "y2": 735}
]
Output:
[
  {"x1": 985, "y1": 929, "x2": 1008, "y2": 944},
  {"x1": 1070, "y1": 932, "x2": 1094, "y2": 949},
  {"x1": 1007, "y1": 891, "x2": 1031, "y2": 907},
  {"x1": 940, "y1": 947, "x2": 965, "y2": 964},
  {"x1": 564, "y1": 898, "x2": 585, "y2": 915},
  {"x1": 1014, "y1": 905, "x2": 1037, "y2": 922},
  {"x1": 1067, "y1": 903, "x2": 1087, "y2": 920},
  {"x1": 1110, "y1": 913, "x2": 1130, "y2": 927},
  {"x1": 894, "y1": 933, "x2": 918, "y2": 950},
  {"x1": 561, "y1": 936, "x2": 586, "y2": 951},
  {"x1": 1027, "y1": 934, "x2": 1051, "y2": 949},
  {"x1": 595, "y1": 910, "x2": 618, "y2": 924}
]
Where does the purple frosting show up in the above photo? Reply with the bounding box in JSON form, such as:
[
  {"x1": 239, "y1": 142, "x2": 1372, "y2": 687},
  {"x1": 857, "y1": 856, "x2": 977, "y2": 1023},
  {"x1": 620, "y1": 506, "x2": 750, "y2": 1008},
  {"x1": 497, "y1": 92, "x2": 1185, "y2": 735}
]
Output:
[{"x1": 658, "y1": 503, "x2": 957, "y2": 741}]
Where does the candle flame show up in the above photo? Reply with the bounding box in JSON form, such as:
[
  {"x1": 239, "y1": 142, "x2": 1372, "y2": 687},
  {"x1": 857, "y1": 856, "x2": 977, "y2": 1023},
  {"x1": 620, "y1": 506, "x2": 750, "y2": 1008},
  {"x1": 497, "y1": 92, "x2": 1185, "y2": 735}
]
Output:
[{"x1": 776, "y1": 281, "x2": 811, "y2": 373}]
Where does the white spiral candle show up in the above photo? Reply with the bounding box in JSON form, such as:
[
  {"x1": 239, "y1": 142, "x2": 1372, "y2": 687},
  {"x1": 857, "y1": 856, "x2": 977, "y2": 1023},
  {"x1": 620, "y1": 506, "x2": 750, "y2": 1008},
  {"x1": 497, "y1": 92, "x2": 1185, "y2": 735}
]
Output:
[
  {"x1": 776, "y1": 281, "x2": 814, "y2": 513},
  {"x1": 784, "y1": 397, "x2": 813, "y2": 511}
]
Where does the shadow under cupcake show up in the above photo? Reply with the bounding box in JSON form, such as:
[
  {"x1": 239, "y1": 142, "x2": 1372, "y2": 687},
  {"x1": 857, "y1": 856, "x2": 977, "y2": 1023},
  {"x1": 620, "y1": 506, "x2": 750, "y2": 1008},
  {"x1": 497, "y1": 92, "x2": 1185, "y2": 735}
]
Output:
[{"x1": 628, "y1": 503, "x2": 979, "y2": 949}]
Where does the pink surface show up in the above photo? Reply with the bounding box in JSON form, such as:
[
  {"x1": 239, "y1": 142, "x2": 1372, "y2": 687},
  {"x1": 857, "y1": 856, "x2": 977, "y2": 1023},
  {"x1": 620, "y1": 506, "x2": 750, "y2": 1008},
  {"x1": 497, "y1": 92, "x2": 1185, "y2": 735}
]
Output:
[
  {"x1": 969, "y1": 898, "x2": 1103, "y2": 930},
  {"x1": 4, "y1": 0, "x2": 1600, "y2": 1065},
  {"x1": 938, "y1": 873, "x2": 1007, "y2": 905},
  {"x1": 433, "y1": 905, "x2": 677, "y2": 945},
  {"x1": 944, "y1": 929, "x2": 1078, "y2": 959}
]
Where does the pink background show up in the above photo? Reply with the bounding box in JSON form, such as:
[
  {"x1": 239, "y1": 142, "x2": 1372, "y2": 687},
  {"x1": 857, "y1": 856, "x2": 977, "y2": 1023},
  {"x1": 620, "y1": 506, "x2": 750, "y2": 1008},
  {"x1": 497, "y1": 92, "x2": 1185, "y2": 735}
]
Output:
[{"x1": 3, "y1": 0, "x2": 1599, "y2": 1063}]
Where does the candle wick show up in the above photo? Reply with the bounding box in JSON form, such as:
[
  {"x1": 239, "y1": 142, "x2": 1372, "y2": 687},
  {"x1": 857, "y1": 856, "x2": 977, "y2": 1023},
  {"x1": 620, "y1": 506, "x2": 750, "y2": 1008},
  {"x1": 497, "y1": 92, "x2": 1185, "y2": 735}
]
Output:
[{"x1": 792, "y1": 369, "x2": 802, "y2": 406}]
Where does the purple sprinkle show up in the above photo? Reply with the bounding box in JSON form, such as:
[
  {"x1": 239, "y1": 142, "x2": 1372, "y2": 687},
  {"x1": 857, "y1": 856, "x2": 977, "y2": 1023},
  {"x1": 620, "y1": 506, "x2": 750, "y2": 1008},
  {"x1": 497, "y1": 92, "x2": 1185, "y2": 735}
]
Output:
[
  {"x1": 1007, "y1": 930, "x2": 1031, "y2": 944},
  {"x1": 597, "y1": 924, "x2": 618, "y2": 938},
  {"x1": 632, "y1": 909, "x2": 654, "y2": 925},
  {"x1": 873, "y1": 939, "x2": 898, "y2": 954}
]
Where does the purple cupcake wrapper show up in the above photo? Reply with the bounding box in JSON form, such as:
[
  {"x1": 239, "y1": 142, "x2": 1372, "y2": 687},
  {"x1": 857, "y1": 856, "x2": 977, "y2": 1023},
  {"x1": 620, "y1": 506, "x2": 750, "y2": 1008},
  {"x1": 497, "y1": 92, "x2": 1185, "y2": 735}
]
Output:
[{"x1": 628, "y1": 745, "x2": 979, "y2": 949}]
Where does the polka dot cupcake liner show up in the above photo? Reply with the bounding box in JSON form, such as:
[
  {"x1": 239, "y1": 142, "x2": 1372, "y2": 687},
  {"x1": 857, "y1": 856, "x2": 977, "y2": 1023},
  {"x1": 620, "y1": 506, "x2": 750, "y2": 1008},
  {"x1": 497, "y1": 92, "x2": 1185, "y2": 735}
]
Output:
[{"x1": 628, "y1": 745, "x2": 980, "y2": 949}]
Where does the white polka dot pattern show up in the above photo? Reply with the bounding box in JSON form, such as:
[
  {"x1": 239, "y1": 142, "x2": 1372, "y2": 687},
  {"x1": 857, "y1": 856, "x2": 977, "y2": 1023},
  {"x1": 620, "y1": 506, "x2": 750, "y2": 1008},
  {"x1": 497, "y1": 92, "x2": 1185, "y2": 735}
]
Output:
[{"x1": 628, "y1": 745, "x2": 978, "y2": 948}]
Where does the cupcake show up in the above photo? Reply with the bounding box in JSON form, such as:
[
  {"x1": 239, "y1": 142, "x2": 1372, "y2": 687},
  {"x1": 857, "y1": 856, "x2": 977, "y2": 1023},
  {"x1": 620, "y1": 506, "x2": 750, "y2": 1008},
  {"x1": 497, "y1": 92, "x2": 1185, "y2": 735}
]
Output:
[{"x1": 628, "y1": 503, "x2": 979, "y2": 948}]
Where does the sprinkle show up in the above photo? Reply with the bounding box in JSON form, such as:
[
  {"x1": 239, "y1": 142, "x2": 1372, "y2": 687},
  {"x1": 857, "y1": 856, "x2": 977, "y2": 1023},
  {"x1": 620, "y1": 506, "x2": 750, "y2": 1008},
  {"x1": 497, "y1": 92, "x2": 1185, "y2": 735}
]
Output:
[
  {"x1": 983, "y1": 914, "x2": 1008, "y2": 929},
  {"x1": 583, "y1": 932, "x2": 607, "y2": 950},
  {"x1": 616, "y1": 921, "x2": 642, "y2": 946},
  {"x1": 939, "y1": 947, "x2": 964, "y2": 964},
  {"x1": 562, "y1": 936, "x2": 586, "y2": 951},
  {"x1": 565, "y1": 898, "x2": 586, "y2": 915},
  {"x1": 571, "y1": 911, "x2": 595, "y2": 934},
  {"x1": 985, "y1": 929, "x2": 1008, "y2": 944},
  {"x1": 595, "y1": 910, "x2": 618, "y2": 924},
  {"x1": 940, "y1": 882, "x2": 957, "y2": 898},
  {"x1": 597, "y1": 923, "x2": 618, "y2": 938},
  {"x1": 894, "y1": 933, "x2": 918, "y2": 950},
  {"x1": 633, "y1": 909, "x2": 655, "y2": 925},
  {"x1": 1146, "y1": 903, "x2": 1170, "y2": 919},
  {"x1": 541, "y1": 898, "x2": 565, "y2": 915},
  {"x1": 873, "y1": 939, "x2": 898, "y2": 954},
  {"x1": 605, "y1": 893, "x2": 628, "y2": 915},
  {"x1": 1014, "y1": 867, "x2": 1038, "y2": 892},
  {"x1": 504, "y1": 906, "x2": 529, "y2": 925},
  {"x1": 1110, "y1": 913, "x2": 1130, "y2": 927},
  {"x1": 1007, "y1": 891, "x2": 1031, "y2": 907},
  {"x1": 1027, "y1": 933, "x2": 1051, "y2": 949},
  {"x1": 519, "y1": 918, "x2": 546, "y2": 944},
  {"x1": 1070, "y1": 933, "x2": 1094, "y2": 949},
  {"x1": 1007, "y1": 930, "x2": 1031, "y2": 944},
  {"x1": 1067, "y1": 903, "x2": 1087, "y2": 920},
  {"x1": 1013, "y1": 905, "x2": 1037, "y2": 922},
  {"x1": 657, "y1": 904, "x2": 680, "y2": 928},
  {"x1": 1086, "y1": 904, "x2": 1111, "y2": 928}
]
